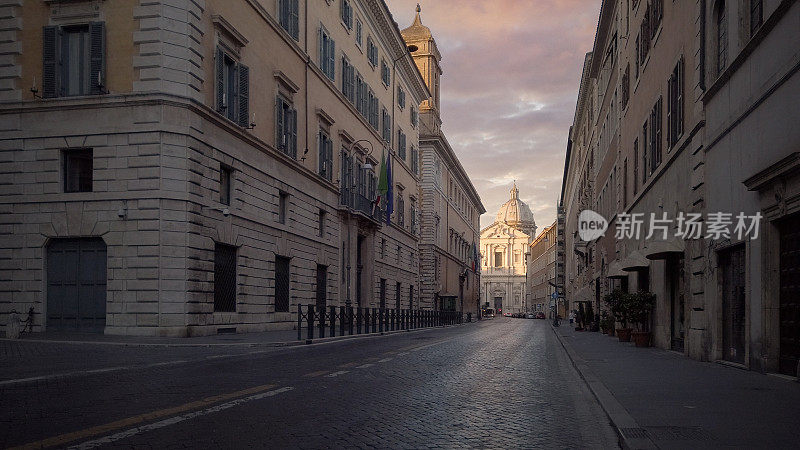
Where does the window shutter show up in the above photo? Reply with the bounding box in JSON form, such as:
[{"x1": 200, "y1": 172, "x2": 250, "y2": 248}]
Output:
[
  {"x1": 276, "y1": 98, "x2": 284, "y2": 150},
  {"x1": 318, "y1": 132, "x2": 324, "y2": 176},
  {"x1": 326, "y1": 138, "x2": 333, "y2": 181},
  {"x1": 290, "y1": 108, "x2": 298, "y2": 158},
  {"x1": 290, "y1": 0, "x2": 299, "y2": 40},
  {"x1": 328, "y1": 39, "x2": 335, "y2": 80},
  {"x1": 318, "y1": 28, "x2": 324, "y2": 72},
  {"x1": 237, "y1": 63, "x2": 249, "y2": 127},
  {"x1": 216, "y1": 47, "x2": 225, "y2": 112},
  {"x1": 89, "y1": 22, "x2": 106, "y2": 95},
  {"x1": 42, "y1": 26, "x2": 60, "y2": 98}
]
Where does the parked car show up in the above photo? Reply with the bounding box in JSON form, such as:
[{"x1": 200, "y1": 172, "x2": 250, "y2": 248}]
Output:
[
  {"x1": 535, "y1": 312, "x2": 546, "y2": 319},
  {"x1": 526, "y1": 313, "x2": 535, "y2": 319},
  {"x1": 482, "y1": 309, "x2": 495, "y2": 318},
  {"x1": 503, "y1": 312, "x2": 512, "y2": 317}
]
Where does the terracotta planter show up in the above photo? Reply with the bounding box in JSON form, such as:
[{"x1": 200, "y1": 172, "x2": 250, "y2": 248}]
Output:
[
  {"x1": 632, "y1": 331, "x2": 651, "y2": 347},
  {"x1": 617, "y1": 328, "x2": 632, "y2": 342}
]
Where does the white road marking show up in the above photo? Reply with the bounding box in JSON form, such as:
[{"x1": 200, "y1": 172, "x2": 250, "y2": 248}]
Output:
[
  {"x1": 378, "y1": 358, "x2": 393, "y2": 363},
  {"x1": 1, "y1": 359, "x2": 196, "y2": 387},
  {"x1": 396, "y1": 352, "x2": 409, "y2": 356},
  {"x1": 356, "y1": 363, "x2": 374, "y2": 369},
  {"x1": 325, "y1": 370, "x2": 350, "y2": 377},
  {"x1": 68, "y1": 387, "x2": 294, "y2": 449}
]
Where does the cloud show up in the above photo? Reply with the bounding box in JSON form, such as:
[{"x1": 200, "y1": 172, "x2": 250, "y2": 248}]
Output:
[{"x1": 387, "y1": 0, "x2": 601, "y2": 231}]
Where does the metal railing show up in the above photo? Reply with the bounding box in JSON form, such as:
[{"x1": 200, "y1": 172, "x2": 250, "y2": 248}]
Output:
[{"x1": 297, "y1": 305, "x2": 470, "y2": 340}]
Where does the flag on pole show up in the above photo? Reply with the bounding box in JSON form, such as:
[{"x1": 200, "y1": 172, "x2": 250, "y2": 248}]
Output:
[{"x1": 471, "y1": 242, "x2": 478, "y2": 271}]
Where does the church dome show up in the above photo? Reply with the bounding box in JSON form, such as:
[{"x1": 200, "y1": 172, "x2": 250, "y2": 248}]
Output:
[{"x1": 495, "y1": 183, "x2": 536, "y2": 232}]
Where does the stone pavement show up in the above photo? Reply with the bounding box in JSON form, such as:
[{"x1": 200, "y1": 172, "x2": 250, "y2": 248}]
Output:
[
  {"x1": 553, "y1": 325, "x2": 800, "y2": 449},
  {"x1": 1, "y1": 318, "x2": 619, "y2": 448}
]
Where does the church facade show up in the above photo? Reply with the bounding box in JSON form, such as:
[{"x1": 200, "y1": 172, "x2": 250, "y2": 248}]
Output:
[{"x1": 480, "y1": 185, "x2": 536, "y2": 315}]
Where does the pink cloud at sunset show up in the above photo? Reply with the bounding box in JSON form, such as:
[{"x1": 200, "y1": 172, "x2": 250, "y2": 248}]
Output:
[{"x1": 387, "y1": 0, "x2": 602, "y2": 230}]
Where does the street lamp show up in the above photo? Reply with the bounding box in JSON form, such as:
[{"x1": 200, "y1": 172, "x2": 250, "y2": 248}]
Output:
[{"x1": 343, "y1": 139, "x2": 376, "y2": 309}]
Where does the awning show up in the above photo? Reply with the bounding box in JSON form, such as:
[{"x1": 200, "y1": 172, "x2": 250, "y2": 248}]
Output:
[
  {"x1": 606, "y1": 261, "x2": 628, "y2": 279},
  {"x1": 644, "y1": 238, "x2": 685, "y2": 260},
  {"x1": 621, "y1": 250, "x2": 650, "y2": 272}
]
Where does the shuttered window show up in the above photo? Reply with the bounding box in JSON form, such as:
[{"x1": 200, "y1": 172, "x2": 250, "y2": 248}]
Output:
[
  {"x1": 341, "y1": 56, "x2": 355, "y2": 104},
  {"x1": 381, "y1": 107, "x2": 391, "y2": 143},
  {"x1": 649, "y1": 97, "x2": 663, "y2": 172},
  {"x1": 318, "y1": 130, "x2": 333, "y2": 181},
  {"x1": 381, "y1": 59, "x2": 390, "y2": 86},
  {"x1": 278, "y1": 0, "x2": 299, "y2": 41},
  {"x1": 411, "y1": 146, "x2": 418, "y2": 175},
  {"x1": 411, "y1": 106, "x2": 418, "y2": 128},
  {"x1": 215, "y1": 47, "x2": 250, "y2": 127},
  {"x1": 367, "y1": 36, "x2": 378, "y2": 67},
  {"x1": 42, "y1": 22, "x2": 105, "y2": 98},
  {"x1": 667, "y1": 57, "x2": 684, "y2": 149},
  {"x1": 368, "y1": 89, "x2": 379, "y2": 130},
  {"x1": 398, "y1": 130, "x2": 406, "y2": 160},
  {"x1": 397, "y1": 87, "x2": 406, "y2": 109},
  {"x1": 275, "y1": 96, "x2": 297, "y2": 158},
  {"x1": 340, "y1": 0, "x2": 353, "y2": 29},
  {"x1": 319, "y1": 26, "x2": 335, "y2": 80}
]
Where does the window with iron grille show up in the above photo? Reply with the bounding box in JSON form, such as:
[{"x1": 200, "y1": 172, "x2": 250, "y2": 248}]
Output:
[
  {"x1": 340, "y1": 0, "x2": 353, "y2": 30},
  {"x1": 315, "y1": 264, "x2": 327, "y2": 310},
  {"x1": 275, "y1": 255, "x2": 291, "y2": 312},
  {"x1": 214, "y1": 243, "x2": 237, "y2": 312},
  {"x1": 63, "y1": 148, "x2": 93, "y2": 193},
  {"x1": 278, "y1": 0, "x2": 299, "y2": 40},
  {"x1": 381, "y1": 59, "x2": 390, "y2": 86},
  {"x1": 42, "y1": 22, "x2": 106, "y2": 98},
  {"x1": 220, "y1": 165, "x2": 232, "y2": 205},
  {"x1": 318, "y1": 130, "x2": 333, "y2": 181},
  {"x1": 667, "y1": 57, "x2": 684, "y2": 149},
  {"x1": 278, "y1": 191, "x2": 289, "y2": 224},
  {"x1": 319, "y1": 25, "x2": 335, "y2": 81},
  {"x1": 398, "y1": 130, "x2": 406, "y2": 160},
  {"x1": 276, "y1": 96, "x2": 298, "y2": 158},
  {"x1": 367, "y1": 36, "x2": 378, "y2": 67},
  {"x1": 380, "y1": 278, "x2": 387, "y2": 308},
  {"x1": 215, "y1": 47, "x2": 249, "y2": 127}
]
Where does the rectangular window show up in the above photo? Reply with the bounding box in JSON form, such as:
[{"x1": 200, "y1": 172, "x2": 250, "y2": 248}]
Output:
[
  {"x1": 355, "y1": 19, "x2": 363, "y2": 47},
  {"x1": 398, "y1": 130, "x2": 406, "y2": 160},
  {"x1": 216, "y1": 47, "x2": 249, "y2": 127},
  {"x1": 340, "y1": 0, "x2": 353, "y2": 30},
  {"x1": 642, "y1": 122, "x2": 649, "y2": 181},
  {"x1": 278, "y1": 191, "x2": 289, "y2": 224},
  {"x1": 368, "y1": 88, "x2": 379, "y2": 130},
  {"x1": 623, "y1": 158, "x2": 628, "y2": 208},
  {"x1": 278, "y1": 0, "x2": 299, "y2": 41},
  {"x1": 220, "y1": 165, "x2": 232, "y2": 205},
  {"x1": 315, "y1": 264, "x2": 327, "y2": 310},
  {"x1": 411, "y1": 106, "x2": 418, "y2": 128},
  {"x1": 621, "y1": 64, "x2": 630, "y2": 109},
  {"x1": 634, "y1": 34, "x2": 640, "y2": 78},
  {"x1": 341, "y1": 56, "x2": 355, "y2": 104},
  {"x1": 214, "y1": 243, "x2": 237, "y2": 312},
  {"x1": 355, "y1": 71, "x2": 366, "y2": 116},
  {"x1": 650, "y1": 97, "x2": 663, "y2": 172},
  {"x1": 717, "y1": 4, "x2": 728, "y2": 75},
  {"x1": 381, "y1": 238, "x2": 386, "y2": 259},
  {"x1": 397, "y1": 244, "x2": 401, "y2": 263},
  {"x1": 409, "y1": 285, "x2": 414, "y2": 310},
  {"x1": 750, "y1": 0, "x2": 763, "y2": 35},
  {"x1": 381, "y1": 107, "x2": 391, "y2": 143},
  {"x1": 633, "y1": 139, "x2": 639, "y2": 195},
  {"x1": 318, "y1": 209, "x2": 326, "y2": 237},
  {"x1": 381, "y1": 59, "x2": 390, "y2": 86},
  {"x1": 318, "y1": 130, "x2": 333, "y2": 181},
  {"x1": 495, "y1": 251, "x2": 503, "y2": 267},
  {"x1": 275, "y1": 255, "x2": 290, "y2": 312},
  {"x1": 395, "y1": 282, "x2": 401, "y2": 310},
  {"x1": 411, "y1": 146, "x2": 419, "y2": 175},
  {"x1": 42, "y1": 22, "x2": 105, "y2": 98},
  {"x1": 667, "y1": 57, "x2": 684, "y2": 149},
  {"x1": 380, "y1": 278, "x2": 387, "y2": 309},
  {"x1": 398, "y1": 87, "x2": 406, "y2": 109},
  {"x1": 276, "y1": 96, "x2": 298, "y2": 158},
  {"x1": 367, "y1": 36, "x2": 378, "y2": 67},
  {"x1": 63, "y1": 148, "x2": 93, "y2": 193},
  {"x1": 319, "y1": 26, "x2": 335, "y2": 80},
  {"x1": 397, "y1": 192, "x2": 405, "y2": 227},
  {"x1": 410, "y1": 199, "x2": 417, "y2": 235}
]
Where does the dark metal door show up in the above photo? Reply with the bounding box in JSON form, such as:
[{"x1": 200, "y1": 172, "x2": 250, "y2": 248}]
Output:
[
  {"x1": 669, "y1": 256, "x2": 686, "y2": 352},
  {"x1": 779, "y1": 215, "x2": 800, "y2": 376},
  {"x1": 494, "y1": 296, "x2": 502, "y2": 314},
  {"x1": 47, "y1": 238, "x2": 107, "y2": 332},
  {"x1": 721, "y1": 245, "x2": 746, "y2": 364},
  {"x1": 315, "y1": 265, "x2": 327, "y2": 310}
]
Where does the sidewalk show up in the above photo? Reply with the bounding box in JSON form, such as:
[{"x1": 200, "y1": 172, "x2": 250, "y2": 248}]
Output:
[{"x1": 553, "y1": 325, "x2": 800, "y2": 449}]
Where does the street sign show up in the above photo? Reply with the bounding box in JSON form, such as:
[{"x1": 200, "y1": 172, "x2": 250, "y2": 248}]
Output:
[{"x1": 551, "y1": 292, "x2": 558, "y2": 299}]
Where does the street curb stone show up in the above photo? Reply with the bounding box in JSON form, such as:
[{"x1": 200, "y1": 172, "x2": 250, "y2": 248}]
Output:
[{"x1": 551, "y1": 325, "x2": 657, "y2": 450}]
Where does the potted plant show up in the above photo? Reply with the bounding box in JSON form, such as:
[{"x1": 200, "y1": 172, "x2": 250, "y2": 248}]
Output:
[
  {"x1": 599, "y1": 311, "x2": 615, "y2": 335},
  {"x1": 628, "y1": 291, "x2": 656, "y2": 347},
  {"x1": 604, "y1": 289, "x2": 631, "y2": 342},
  {"x1": 586, "y1": 303, "x2": 600, "y2": 332}
]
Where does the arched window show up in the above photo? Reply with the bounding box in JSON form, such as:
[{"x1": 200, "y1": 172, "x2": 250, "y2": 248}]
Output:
[{"x1": 716, "y1": 1, "x2": 728, "y2": 75}]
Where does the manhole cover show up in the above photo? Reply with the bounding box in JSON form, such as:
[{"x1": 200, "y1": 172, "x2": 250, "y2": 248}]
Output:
[{"x1": 646, "y1": 427, "x2": 714, "y2": 441}]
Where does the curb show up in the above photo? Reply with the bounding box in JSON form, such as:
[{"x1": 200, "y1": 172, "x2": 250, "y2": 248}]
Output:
[
  {"x1": 1, "y1": 321, "x2": 474, "y2": 348},
  {"x1": 551, "y1": 325, "x2": 657, "y2": 450}
]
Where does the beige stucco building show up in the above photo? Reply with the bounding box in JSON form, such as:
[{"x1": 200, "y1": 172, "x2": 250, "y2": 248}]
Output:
[
  {"x1": 401, "y1": 7, "x2": 484, "y2": 316},
  {"x1": 527, "y1": 221, "x2": 556, "y2": 315},
  {"x1": 0, "y1": 0, "x2": 430, "y2": 336},
  {"x1": 560, "y1": 0, "x2": 800, "y2": 377},
  {"x1": 480, "y1": 184, "x2": 536, "y2": 315}
]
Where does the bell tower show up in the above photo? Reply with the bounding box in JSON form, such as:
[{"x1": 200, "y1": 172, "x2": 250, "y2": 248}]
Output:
[{"x1": 401, "y1": 4, "x2": 442, "y2": 133}]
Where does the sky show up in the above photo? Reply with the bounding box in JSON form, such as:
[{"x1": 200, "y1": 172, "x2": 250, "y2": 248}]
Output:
[{"x1": 386, "y1": 0, "x2": 602, "y2": 233}]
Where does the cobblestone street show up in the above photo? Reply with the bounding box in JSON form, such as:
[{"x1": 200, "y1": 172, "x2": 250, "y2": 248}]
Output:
[{"x1": 1, "y1": 318, "x2": 617, "y2": 449}]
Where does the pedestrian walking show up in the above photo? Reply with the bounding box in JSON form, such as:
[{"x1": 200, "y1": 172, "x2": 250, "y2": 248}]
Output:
[{"x1": 569, "y1": 311, "x2": 575, "y2": 325}]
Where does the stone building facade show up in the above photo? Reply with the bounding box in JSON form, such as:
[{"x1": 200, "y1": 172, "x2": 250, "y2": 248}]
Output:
[
  {"x1": 0, "y1": 0, "x2": 429, "y2": 336},
  {"x1": 480, "y1": 184, "x2": 536, "y2": 316},
  {"x1": 401, "y1": 7, "x2": 484, "y2": 316},
  {"x1": 527, "y1": 221, "x2": 556, "y2": 315},
  {"x1": 560, "y1": 0, "x2": 800, "y2": 377}
]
